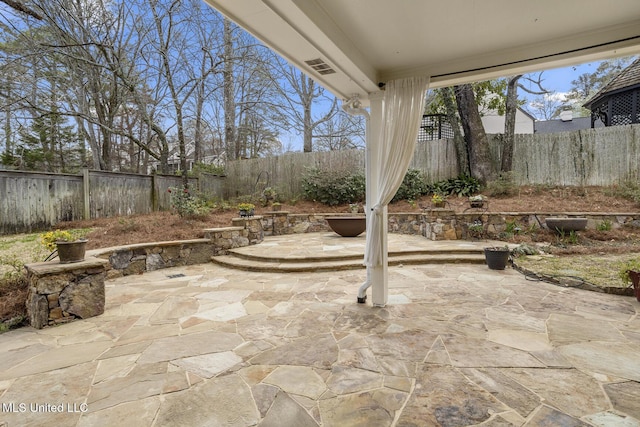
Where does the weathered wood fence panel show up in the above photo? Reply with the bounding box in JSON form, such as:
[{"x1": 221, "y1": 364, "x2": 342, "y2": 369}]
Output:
[
  {"x1": 197, "y1": 173, "x2": 225, "y2": 200},
  {"x1": 89, "y1": 171, "x2": 153, "y2": 218},
  {"x1": 509, "y1": 125, "x2": 640, "y2": 185},
  {"x1": 152, "y1": 175, "x2": 198, "y2": 211},
  {"x1": 225, "y1": 140, "x2": 459, "y2": 199},
  {"x1": 224, "y1": 149, "x2": 365, "y2": 199},
  {"x1": 409, "y1": 139, "x2": 460, "y2": 182},
  {"x1": 0, "y1": 170, "x2": 225, "y2": 235},
  {"x1": 225, "y1": 124, "x2": 640, "y2": 197},
  {"x1": 0, "y1": 171, "x2": 84, "y2": 235}
]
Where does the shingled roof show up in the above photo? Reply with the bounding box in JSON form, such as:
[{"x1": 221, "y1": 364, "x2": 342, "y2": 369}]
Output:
[{"x1": 584, "y1": 58, "x2": 640, "y2": 108}]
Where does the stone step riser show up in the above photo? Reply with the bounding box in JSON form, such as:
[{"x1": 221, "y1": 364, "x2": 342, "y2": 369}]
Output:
[
  {"x1": 211, "y1": 254, "x2": 486, "y2": 273},
  {"x1": 227, "y1": 249, "x2": 483, "y2": 264}
]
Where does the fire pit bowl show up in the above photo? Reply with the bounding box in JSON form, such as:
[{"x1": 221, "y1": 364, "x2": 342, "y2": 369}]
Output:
[
  {"x1": 326, "y1": 217, "x2": 366, "y2": 237},
  {"x1": 545, "y1": 217, "x2": 588, "y2": 232}
]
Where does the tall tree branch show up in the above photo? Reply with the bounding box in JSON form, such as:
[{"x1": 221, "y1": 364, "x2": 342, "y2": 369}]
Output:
[{"x1": 0, "y1": 0, "x2": 42, "y2": 20}]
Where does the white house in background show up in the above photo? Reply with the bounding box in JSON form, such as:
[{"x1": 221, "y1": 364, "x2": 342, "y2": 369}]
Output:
[{"x1": 480, "y1": 107, "x2": 536, "y2": 134}]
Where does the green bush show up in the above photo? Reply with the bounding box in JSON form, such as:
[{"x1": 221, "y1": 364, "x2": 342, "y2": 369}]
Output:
[
  {"x1": 392, "y1": 169, "x2": 429, "y2": 202},
  {"x1": 302, "y1": 167, "x2": 365, "y2": 205},
  {"x1": 485, "y1": 172, "x2": 518, "y2": 197},
  {"x1": 189, "y1": 162, "x2": 225, "y2": 176},
  {"x1": 431, "y1": 174, "x2": 481, "y2": 197},
  {"x1": 597, "y1": 219, "x2": 613, "y2": 231},
  {"x1": 168, "y1": 186, "x2": 211, "y2": 218}
]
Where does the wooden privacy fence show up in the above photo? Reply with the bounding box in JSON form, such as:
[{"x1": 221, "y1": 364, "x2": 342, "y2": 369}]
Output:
[
  {"x1": 0, "y1": 170, "x2": 224, "y2": 235},
  {"x1": 225, "y1": 124, "x2": 640, "y2": 198},
  {"x1": 224, "y1": 139, "x2": 460, "y2": 200},
  {"x1": 507, "y1": 125, "x2": 640, "y2": 186}
]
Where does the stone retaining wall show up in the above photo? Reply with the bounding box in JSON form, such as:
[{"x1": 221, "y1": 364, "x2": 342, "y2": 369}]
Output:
[
  {"x1": 261, "y1": 211, "x2": 640, "y2": 241},
  {"x1": 25, "y1": 258, "x2": 110, "y2": 329},
  {"x1": 89, "y1": 216, "x2": 265, "y2": 279},
  {"x1": 261, "y1": 212, "x2": 332, "y2": 235}
]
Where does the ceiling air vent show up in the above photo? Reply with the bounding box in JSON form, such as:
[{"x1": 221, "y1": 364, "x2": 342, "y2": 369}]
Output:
[{"x1": 304, "y1": 58, "x2": 336, "y2": 75}]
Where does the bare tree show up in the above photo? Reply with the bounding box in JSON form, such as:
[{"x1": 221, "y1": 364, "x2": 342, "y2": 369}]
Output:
[
  {"x1": 275, "y1": 64, "x2": 340, "y2": 152},
  {"x1": 314, "y1": 111, "x2": 364, "y2": 151},
  {"x1": 501, "y1": 73, "x2": 548, "y2": 172},
  {"x1": 222, "y1": 17, "x2": 237, "y2": 160},
  {"x1": 141, "y1": 0, "x2": 227, "y2": 179},
  {"x1": 0, "y1": 0, "x2": 154, "y2": 170},
  {"x1": 0, "y1": 0, "x2": 42, "y2": 19}
]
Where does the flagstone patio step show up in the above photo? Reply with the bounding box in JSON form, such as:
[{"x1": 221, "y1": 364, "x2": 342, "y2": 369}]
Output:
[
  {"x1": 225, "y1": 247, "x2": 483, "y2": 264},
  {"x1": 211, "y1": 252, "x2": 486, "y2": 273}
]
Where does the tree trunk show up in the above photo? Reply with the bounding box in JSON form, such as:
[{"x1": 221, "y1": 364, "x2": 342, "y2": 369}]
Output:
[
  {"x1": 455, "y1": 84, "x2": 495, "y2": 184},
  {"x1": 502, "y1": 75, "x2": 521, "y2": 172},
  {"x1": 194, "y1": 82, "x2": 204, "y2": 163},
  {"x1": 440, "y1": 87, "x2": 469, "y2": 175},
  {"x1": 302, "y1": 77, "x2": 313, "y2": 153},
  {"x1": 223, "y1": 18, "x2": 237, "y2": 160},
  {"x1": 3, "y1": 98, "x2": 11, "y2": 157}
]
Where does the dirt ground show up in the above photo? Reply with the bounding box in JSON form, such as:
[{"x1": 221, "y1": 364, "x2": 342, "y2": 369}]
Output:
[{"x1": 55, "y1": 185, "x2": 640, "y2": 251}]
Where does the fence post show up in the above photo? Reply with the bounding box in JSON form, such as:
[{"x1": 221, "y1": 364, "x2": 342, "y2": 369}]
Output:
[
  {"x1": 82, "y1": 168, "x2": 90, "y2": 220},
  {"x1": 151, "y1": 172, "x2": 158, "y2": 212}
]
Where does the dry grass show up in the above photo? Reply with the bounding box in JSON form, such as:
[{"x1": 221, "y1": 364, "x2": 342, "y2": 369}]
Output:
[{"x1": 515, "y1": 252, "x2": 640, "y2": 290}]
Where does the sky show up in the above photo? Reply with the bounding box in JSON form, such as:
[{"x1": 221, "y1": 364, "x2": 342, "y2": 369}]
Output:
[
  {"x1": 517, "y1": 60, "x2": 606, "y2": 118},
  {"x1": 279, "y1": 61, "x2": 603, "y2": 151},
  {"x1": 533, "y1": 61, "x2": 600, "y2": 93}
]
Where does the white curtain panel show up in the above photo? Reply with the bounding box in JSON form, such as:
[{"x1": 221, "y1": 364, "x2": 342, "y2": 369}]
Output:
[{"x1": 364, "y1": 76, "x2": 430, "y2": 267}]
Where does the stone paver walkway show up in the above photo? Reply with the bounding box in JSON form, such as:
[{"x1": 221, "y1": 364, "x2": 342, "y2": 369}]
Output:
[{"x1": 1, "y1": 233, "x2": 640, "y2": 426}]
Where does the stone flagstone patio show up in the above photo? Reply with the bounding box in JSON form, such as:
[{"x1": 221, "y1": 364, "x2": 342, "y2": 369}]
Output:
[{"x1": 1, "y1": 233, "x2": 640, "y2": 426}]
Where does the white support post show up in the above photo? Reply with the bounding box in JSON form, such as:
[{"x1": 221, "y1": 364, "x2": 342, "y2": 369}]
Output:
[{"x1": 367, "y1": 91, "x2": 388, "y2": 307}]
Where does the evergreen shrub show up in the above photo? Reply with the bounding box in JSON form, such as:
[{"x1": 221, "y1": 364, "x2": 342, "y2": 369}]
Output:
[{"x1": 301, "y1": 168, "x2": 365, "y2": 205}]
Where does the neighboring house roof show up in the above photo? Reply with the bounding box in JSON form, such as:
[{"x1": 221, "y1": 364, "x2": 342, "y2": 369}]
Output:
[
  {"x1": 584, "y1": 57, "x2": 640, "y2": 108},
  {"x1": 534, "y1": 116, "x2": 593, "y2": 134}
]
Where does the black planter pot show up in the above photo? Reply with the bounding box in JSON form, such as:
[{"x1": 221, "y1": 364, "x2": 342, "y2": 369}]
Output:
[
  {"x1": 484, "y1": 247, "x2": 510, "y2": 270},
  {"x1": 56, "y1": 239, "x2": 88, "y2": 264}
]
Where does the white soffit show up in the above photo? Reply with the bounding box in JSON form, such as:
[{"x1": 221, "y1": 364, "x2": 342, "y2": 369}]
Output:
[{"x1": 203, "y1": 0, "x2": 640, "y2": 101}]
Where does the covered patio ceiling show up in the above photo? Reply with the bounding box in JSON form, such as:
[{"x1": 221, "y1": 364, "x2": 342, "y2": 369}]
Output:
[{"x1": 204, "y1": 0, "x2": 640, "y2": 103}]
